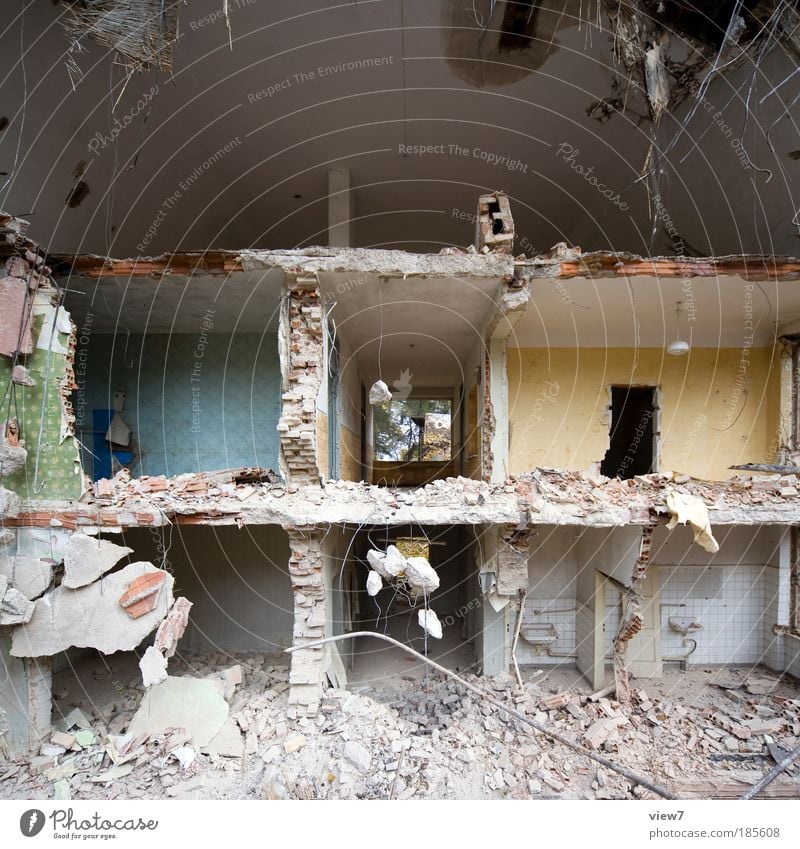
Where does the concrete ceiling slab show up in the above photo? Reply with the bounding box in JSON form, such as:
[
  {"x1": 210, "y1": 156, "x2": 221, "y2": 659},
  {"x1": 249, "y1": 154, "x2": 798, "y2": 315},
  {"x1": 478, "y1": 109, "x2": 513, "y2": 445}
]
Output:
[
  {"x1": 320, "y1": 272, "x2": 502, "y2": 385},
  {"x1": 511, "y1": 276, "x2": 800, "y2": 348},
  {"x1": 63, "y1": 269, "x2": 285, "y2": 333}
]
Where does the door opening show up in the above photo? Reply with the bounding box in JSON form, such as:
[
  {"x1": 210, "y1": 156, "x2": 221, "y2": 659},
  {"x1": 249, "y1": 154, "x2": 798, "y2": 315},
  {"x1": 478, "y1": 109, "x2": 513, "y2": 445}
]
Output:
[{"x1": 600, "y1": 386, "x2": 656, "y2": 479}]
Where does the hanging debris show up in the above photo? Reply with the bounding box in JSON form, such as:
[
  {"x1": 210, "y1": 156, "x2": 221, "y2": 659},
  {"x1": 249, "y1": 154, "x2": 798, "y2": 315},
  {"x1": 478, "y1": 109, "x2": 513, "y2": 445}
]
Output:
[
  {"x1": 417, "y1": 608, "x2": 443, "y2": 640},
  {"x1": 365, "y1": 570, "x2": 382, "y2": 597},
  {"x1": 665, "y1": 489, "x2": 719, "y2": 554},
  {"x1": 368, "y1": 380, "x2": 392, "y2": 405},
  {"x1": 58, "y1": 0, "x2": 183, "y2": 84}
]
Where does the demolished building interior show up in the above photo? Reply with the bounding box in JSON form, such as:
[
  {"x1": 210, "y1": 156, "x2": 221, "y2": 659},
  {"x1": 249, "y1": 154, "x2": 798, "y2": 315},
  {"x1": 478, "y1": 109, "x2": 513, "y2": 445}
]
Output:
[{"x1": 1, "y1": 0, "x2": 800, "y2": 803}]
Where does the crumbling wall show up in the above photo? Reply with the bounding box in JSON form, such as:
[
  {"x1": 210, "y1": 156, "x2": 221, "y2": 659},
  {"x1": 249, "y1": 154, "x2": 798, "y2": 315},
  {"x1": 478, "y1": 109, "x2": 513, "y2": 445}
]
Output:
[
  {"x1": 0, "y1": 262, "x2": 82, "y2": 500},
  {"x1": 286, "y1": 526, "x2": 326, "y2": 717},
  {"x1": 278, "y1": 279, "x2": 323, "y2": 485},
  {"x1": 0, "y1": 639, "x2": 50, "y2": 755}
]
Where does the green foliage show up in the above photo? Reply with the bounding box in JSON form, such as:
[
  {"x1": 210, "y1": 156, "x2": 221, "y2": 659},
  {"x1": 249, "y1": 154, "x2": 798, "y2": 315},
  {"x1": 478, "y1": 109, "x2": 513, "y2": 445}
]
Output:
[{"x1": 374, "y1": 398, "x2": 451, "y2": 461}]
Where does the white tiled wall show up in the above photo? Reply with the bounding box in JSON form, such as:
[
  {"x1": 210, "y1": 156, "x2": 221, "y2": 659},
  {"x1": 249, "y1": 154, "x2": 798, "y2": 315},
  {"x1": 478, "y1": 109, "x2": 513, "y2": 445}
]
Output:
[{"x1": 659, "y1": 564, "x2": 767, "y2": 665}]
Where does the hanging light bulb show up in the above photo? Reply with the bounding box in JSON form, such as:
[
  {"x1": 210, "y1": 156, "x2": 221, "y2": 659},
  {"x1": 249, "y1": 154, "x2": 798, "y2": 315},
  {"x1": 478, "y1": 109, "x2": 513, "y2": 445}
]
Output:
[{"x1": 667, "y1": 301, "x2": 690, "y2": 356}]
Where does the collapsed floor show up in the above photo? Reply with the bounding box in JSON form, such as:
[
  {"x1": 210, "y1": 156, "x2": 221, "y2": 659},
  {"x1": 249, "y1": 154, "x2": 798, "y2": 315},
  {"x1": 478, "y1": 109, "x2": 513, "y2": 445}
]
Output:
[{"x1": 1, "y1": 654, "x2": 798, "y2": 800}]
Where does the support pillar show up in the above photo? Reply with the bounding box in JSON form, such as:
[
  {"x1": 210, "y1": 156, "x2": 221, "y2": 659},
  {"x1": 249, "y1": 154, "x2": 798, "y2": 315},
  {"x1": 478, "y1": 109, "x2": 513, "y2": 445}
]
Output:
[
  {"x1": 0, "y1": 635, "x2": 51, "y2": 755},
  {"x1": 278, "y1": 277, "x2": 324, "y2": 486},
  {"x1": 286, "y1": 527, "x2": 327, "y2": 718}
]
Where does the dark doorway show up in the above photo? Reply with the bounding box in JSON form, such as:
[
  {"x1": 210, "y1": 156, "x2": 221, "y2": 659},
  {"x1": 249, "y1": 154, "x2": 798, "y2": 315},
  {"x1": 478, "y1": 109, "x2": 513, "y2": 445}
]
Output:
[{"x1": 600, "y1": 387, "x2": 656, "y2": 479}]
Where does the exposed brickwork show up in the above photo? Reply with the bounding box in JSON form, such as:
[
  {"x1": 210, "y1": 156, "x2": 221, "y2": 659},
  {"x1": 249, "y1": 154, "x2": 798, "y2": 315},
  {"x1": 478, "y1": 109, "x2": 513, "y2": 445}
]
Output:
[
  {"x1": 286, "y1": 526, "x2": 326, "y2": 718},
  {"x1": 481, "y1": 347, "x2": 495, "y2": 482},
  {"x1": 278, "y1": 280, "x2": 323, "y2": 486},
  {"x1": 496, "y1": 525, "x2": 532, "y2": 595}
]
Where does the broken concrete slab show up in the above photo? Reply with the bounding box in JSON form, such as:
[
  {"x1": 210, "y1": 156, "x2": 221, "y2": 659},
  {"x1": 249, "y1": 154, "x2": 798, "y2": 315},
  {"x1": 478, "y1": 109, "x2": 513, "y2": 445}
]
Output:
[
  {"x1": 119, "y1": 570, "x2": 168, "y2": 619},
  {"x1": 62, "y1": 533, "x2": 132, "y2": 589},
  {"x1": 139, "y1": 645, "x2": 168, "y2": 688},
  {"x1": 11, "y1": 562, "x2": 173, "y2": 657},
  {"x1": 0, "y1": 575, "x2": 35, "y2": 625},
  {"x1": 0, "y1": 555, "x2": 52, "y2": 600},
  {"x1": 202, "y1": 718, "x2": 244, "y2": 758},
  {"x1": 127, "y1": 676, "x2": 228, "y2": 748}
]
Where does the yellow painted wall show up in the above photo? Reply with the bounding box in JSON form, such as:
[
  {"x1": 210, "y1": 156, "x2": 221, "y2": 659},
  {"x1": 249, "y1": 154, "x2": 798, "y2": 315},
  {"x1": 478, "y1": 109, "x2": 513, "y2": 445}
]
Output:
[
  {"x1": 508, "y1": 347, "x2": 781, "y2": 481},
  {"x1": 339, "y1": 425, "x2": 362, "y2": 481},
  {"x1": 316, "y1": 410, "x2": 328, "y2": 479}
]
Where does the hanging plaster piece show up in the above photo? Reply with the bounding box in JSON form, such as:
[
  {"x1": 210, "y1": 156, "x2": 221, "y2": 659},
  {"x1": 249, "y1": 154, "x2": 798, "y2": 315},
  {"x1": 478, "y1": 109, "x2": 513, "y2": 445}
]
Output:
[
  {"x1": 105, "y1": 412, "x2": 132, "y2": 447},
  {"x1": 0, "y1": 554, "x2": 52, "y2": 600},
  {"x1": 12, "y1": 562, "x2": 173, "y2": 657},
  {"x1": 139, "y1": 645, "x2": 168, "y2": 688},
  {"x1": 665, "y1": 490, "x2": 719, "y2": 553},
  {"x1": 0, "y1": 574, "x2": 35, "y2": 625},
  {"x1": 418, "y1": 608, "x2": 443, "y2": 639},
  {"x1": 404, "y1": 556, "x2": 440, "y2": 595},
  {"x1": 62, "y1": 533, "x2": 133, "y2": 589},
  {"x1": 0, "y1": 276, "x2": 33, "y2": 356},
  {"x1": 366, "y1": 570, "x2": 382, "y2": 596},
  {"x1": 154, "y1": 597, "x2": 193, "y2": 657},
  {"x1": 368, "y1": 380, "x2": 392, "y2": 405},
  {"x1": 0, "y1": 419, "x2": 27, "y2": 477},
  {"x1": 35, "y1": 305, "x2": 72, "y2": 355},
  {"x1": 11, "y1": 365, "x2": 35, "y2": 386}
]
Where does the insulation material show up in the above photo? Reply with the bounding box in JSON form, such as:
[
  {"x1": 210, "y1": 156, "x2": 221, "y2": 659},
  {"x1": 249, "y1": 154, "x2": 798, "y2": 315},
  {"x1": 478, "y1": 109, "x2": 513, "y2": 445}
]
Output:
[
  {"x1": 59, "y1": 0, "x2": 182, "y2": 82},
  {"x1": 368, "y1": 380, "x2": 392, "y2": 405},
  {"x1": 0, "y1": 276, "x2": 33, "y2": 356},
  {"x1": 417, "y1": 608, "x2": 443, "y2": 639},
  {"x1": 404, "y1": 556, "x2": 440, "y2": 595},
  {"x1": 366, "y1": 570, "x2": 382, "y2": 596},
  {"x1": 665, "y1": 490, "x2": 719, "y2": 553}
]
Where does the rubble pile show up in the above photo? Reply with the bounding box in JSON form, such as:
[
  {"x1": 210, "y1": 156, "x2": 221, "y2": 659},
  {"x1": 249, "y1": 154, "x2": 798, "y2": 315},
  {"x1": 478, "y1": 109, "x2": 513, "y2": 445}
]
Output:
[{"x1": 2, "y1": 658, "x2": 797, "y2": 800}]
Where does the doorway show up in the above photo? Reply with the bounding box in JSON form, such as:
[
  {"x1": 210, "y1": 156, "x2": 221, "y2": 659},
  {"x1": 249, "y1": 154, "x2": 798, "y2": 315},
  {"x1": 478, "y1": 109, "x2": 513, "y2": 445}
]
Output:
[{"x1": 600, "y1": 386, "x2": 657, "y2": 479}]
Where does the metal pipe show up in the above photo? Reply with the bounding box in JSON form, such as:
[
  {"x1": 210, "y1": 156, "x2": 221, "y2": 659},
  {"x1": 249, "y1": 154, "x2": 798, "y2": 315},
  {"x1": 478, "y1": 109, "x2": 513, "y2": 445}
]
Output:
[
  {"x1": 740, "y1": 742, "x2": 800, "y2": 800},
  {"x1": 285, "y1": 631, "x2": 676, "y2": 799}
]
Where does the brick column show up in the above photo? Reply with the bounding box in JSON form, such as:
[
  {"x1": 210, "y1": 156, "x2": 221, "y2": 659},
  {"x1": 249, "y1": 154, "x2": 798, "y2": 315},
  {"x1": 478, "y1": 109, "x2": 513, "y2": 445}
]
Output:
[
  {"x1": 286, "y1": 526, "x2": 326, "y2": 718},
  {"x1": 278, "y1": 278, "x2": 323, "y2": 486},
  {"x1": 496, "y1": 525, "x2": 532, "y2": 595}
]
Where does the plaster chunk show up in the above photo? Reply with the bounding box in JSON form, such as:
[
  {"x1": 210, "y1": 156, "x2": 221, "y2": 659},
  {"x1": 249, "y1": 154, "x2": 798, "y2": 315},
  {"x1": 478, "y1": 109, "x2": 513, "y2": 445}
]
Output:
[
  {"x1": 0, "y1": 554, "x2": 52, "y2": 600},
  {"x1": 139, "y1": 645, "x2": 168, "y2": 688},
  {"x1": 62, "y1": 533, "x2": 133, "y2": 589},
  {"x1": 366, "y1": 570, "x2": 382, "y2": 597},
  {"x1": 404, "y1": 556, "x2": 440, "y2": 595},
  {"x1": 11, "y1": 562, "x2": 173, "y2": 658},
  {"x1": 0, "y1": 575, "x2": 35, "y2": 625},
  {"x1": 369, "y1": 380, "x2": 392, "y2": 405},
  {"x1": 127, "y1": 676, "x2": 229, "y2": 747},
  {"x1": 417, "y1": 608, "x2": 443, "y2": 640},
  {"x1": 665, "y1": 490, "x2": 719, "y2": 553}
]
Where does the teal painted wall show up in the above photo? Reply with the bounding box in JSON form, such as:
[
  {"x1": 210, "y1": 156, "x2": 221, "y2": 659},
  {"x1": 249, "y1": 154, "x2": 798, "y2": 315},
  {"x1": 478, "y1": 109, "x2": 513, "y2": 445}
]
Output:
[{"x1": 78, "y1": 333, "x2": 281, "y2": 478}]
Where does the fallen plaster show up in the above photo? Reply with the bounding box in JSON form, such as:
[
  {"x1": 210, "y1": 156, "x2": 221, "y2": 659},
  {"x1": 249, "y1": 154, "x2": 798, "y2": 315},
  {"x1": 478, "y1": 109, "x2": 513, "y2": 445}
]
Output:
[
  {"x1": 139, "y1": 645, "x2": 168, "y2": 688},
  {"x1": 11, "y1": 562, "x2": 173, "y2": 657},
  {"x1": 127, "y1": 675, "x2": 229, "y2": 747},
  {"x1": 0, "y1": 574, "x2": 35, "y2": 625},
  {"x1": 62, "y1": 532, "x2": 133, "y2": 588},
  {"x1": 0, "y1": 554, "x2": 52, "y2": 599}
]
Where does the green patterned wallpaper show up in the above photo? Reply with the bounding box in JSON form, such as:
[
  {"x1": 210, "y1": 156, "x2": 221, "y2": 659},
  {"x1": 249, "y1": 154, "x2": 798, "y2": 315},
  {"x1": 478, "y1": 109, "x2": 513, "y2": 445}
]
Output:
[{"x1": 0, "y1": 314, "x2": 83, "y2": 501}]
